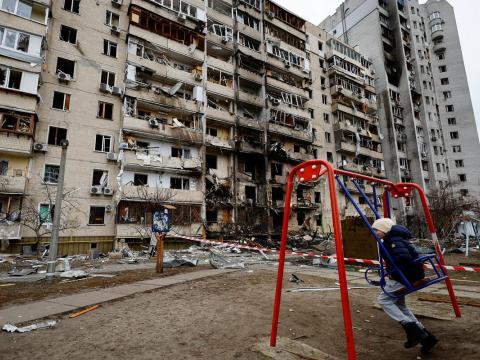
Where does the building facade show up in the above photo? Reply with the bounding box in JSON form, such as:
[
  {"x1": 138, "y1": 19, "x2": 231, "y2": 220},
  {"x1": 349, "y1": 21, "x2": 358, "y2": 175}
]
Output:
[
  {"x1": 320, "y1": 0, "x2": 479, "y2": 218},
  {"x1": 1, "y1": 0, "x2": 384, "y2": 254}
]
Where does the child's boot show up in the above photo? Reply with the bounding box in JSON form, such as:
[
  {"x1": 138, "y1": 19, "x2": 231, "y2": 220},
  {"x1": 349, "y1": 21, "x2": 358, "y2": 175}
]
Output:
[{"x1": 401, "y1": 322, "x2": 428, "y2": 348}]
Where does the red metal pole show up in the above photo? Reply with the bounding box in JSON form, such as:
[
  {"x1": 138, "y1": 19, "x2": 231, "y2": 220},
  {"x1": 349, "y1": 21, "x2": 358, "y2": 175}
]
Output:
[
  {"x1": 405, "y1": 183, "x2": 461, "y2": 317},
  {"x1": 382, "y1": 191, "x2": 389, "y2": 218},
  {"x1": 326, "y1": 163, "x2": 357, "y2": 360},
  {"x1": 269, "y1": 170, "x2": 296, "y2": 346}
]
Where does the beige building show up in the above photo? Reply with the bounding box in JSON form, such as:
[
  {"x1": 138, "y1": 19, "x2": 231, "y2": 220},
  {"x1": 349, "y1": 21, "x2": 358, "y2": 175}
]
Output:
[{"x1": 1, "y1": 0, "x2": 384, "y2": 254}]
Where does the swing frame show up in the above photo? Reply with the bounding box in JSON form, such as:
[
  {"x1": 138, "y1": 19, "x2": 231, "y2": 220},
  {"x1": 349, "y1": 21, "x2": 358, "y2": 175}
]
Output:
[{"x1": 269, "y1": 160, "x2": 461, "y2": 360}]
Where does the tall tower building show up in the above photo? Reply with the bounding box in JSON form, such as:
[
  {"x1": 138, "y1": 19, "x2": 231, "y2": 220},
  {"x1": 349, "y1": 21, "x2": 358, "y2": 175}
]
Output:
[{"x1": 320, "y1": 0, "x2": 479, "y2": 217}]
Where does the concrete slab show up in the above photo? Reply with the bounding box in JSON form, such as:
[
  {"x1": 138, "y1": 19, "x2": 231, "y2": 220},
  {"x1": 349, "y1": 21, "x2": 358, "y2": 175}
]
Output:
[
  {"x1": 0, "y1": 301, "x2": 77, "y2": 326},
  {"x1": 47, "y1": 290, "x2": 123, "y2": 308},
  {"x1": 100, "y1": 284, "x2": 160, "y2": 296}
]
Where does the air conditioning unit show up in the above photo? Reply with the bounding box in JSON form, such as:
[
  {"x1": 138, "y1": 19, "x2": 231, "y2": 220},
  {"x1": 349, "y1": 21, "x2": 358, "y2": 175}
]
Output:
[
  {"x1": 267, "y1": 11, "x2": 275, "y2": 18},
  {"x1": 34, "y1": 143, "x2": 48, "y2": 152},
  {"x1": 106, "y1": 152, "x2": 118, "y2": 161},
  {"x1": 99, "y1": 83, "x2": 111, "y2": 93},
  {"x1": 194, "y1": 73, "x2": 202, "y2": 81},
  {"x1": 90, "y1": 185, "x2": 103, "y2": 195},
  {"x1": 103, "y1": 187, "x2": 114, "y2": 196},
  {"x1": 111, "y1": 26, "x2": 120, "y2": 35},
  {"x1": 105, "y1": 204, "x2": 113, "y2": 212},
  {"x1": 111, "y1": 86, "x2": 124, "y2": 96},
  {"x1": 148, "y1": 118, "x2": 159, "y2": 128},
  {"x1": 177, "y1": 13, "x2": 186, "y2": 22},
  {"x1": 57, "y1": 71, "x2": 72, "y2": 82},
  {"x1": 111, "y1": 0, "x2": 122, "y2": 7}
]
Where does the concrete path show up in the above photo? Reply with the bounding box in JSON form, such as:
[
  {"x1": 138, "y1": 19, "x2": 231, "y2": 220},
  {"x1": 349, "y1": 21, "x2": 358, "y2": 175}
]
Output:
[{"x1": 0, "y1": 268, "x2": 235, "y2": 326}]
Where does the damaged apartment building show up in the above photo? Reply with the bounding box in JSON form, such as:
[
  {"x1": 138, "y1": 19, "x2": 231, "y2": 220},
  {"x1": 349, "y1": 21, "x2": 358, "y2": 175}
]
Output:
[{"x1": 1, "y1": 0, "x2": 384, "y2": 253}]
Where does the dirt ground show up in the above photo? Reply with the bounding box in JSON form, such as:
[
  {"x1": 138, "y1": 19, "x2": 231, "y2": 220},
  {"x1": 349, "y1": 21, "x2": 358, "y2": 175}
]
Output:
[
  {"x1": 0, "y1": 268, "x2": 478, "y2": 360},
  {"x1": 0, "y1": 264, "x2": 208, "y2": 308}
]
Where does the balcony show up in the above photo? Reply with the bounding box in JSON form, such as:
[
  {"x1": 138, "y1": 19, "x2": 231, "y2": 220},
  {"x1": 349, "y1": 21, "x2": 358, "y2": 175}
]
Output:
[
  {"x1": 237, "y1": 44, "x2": 262, "y2": 61},
  {"x1": 206, "y1": 81, "x2": 234, "y2": 98},
  {"x1": 333, "y1": 122, "x2": 381, "y2": 142},
  {"x1": 272, "y1": 102, "x2": 310, "y2": 119},
  {"x1": 293, "y1": 198, "x2": 318, "y2": 209},
  {"x1": 288, "y1": 151, "x2": 314, "y2": 162},
  {"x1": 266, "y1": 54, "x2": 308, "y2": 79},
  {"x1": 238, "y1": 67, "x2": 263, "y2": 84},
  {"x1": 268, "y1": 123, "x2": 313, "y2": 143},
  {"x1": 238, "y1": 141, "x2": 264, "y2": 154},
  {"x1": 205, "y1": 135, "x2": 234, "y2": 150},
  {"x1": 431, "y1": 28, "x2": 444, "y2": 41},
  {"x1": 332, "y1": 102, "x2": 377, "y2": 123},
  {"x1": 433, "y1": 43, "x2": 446, "y2": 54},
  {"x1": 0, "y1": 223, "x2": 21, "y2": 239},
  {"x1": 206, "y1": 32, "x2": 235, "y2": 51},
  {"x1": 129, "y1": 26, "x2": 204, "y2": 62},
  {"x1": 238, "y1": 116, "x2": 263, "y2": 131},
  {"x1": 336, "y1": 141, "x2": 383, "y2": 159},
  {"x1": 0, "y1": 9, "x2": 47, "y2": 37},
  {"x1": 123, "y1": 116, "x2": 203, "y2": 144},
  {"x1": 0, "y1": 90, "x2": 38, "y2": 113},
  {"x1": 116, "y1": 223, "x2": 199, "y2": 238},
  {"x1": 207, "y1": 56, "x2": 234, "y2": 73},
  {"x1": 127, "y1": 52, "x2": 201, "y2": 87},
  {"x1": 266, "y1": 76, "x2": 308, "y2": 98},
  {"x1": 238, "y1": 91, "x2": 264, "y2": 107},
  {"x1": 123, "y1": 151, "x2": 202, "y2": 173},
  {"x1": 206, "y1": 107, "x2": 235, "y2": 124},
  {"x1": 125, "y1": 88, "x2": 201, "y2": 113},
  {"x1": 0, "y1": 176, "x2": 27, "y2": 194},
  {"x1": 0, "y1": 132, "x2": 33, "y2": 155},
  {"x1": 121, "y1": 185, "x2": 203, "y2": 204}
]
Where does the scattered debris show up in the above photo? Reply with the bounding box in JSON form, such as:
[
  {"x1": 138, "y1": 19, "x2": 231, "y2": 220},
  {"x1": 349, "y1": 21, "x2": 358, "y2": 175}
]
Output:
[
  {"x1": 8, "y1": 268, "x2": 37, "y2": 277},
  {"x1": 209, "y1": 249, "x2": 245, "y2": 269},
  {"x1": 60, "y1": 270, "x2": 88, "y2": 279},
  {"x1": 69, "y1": 305, "x2": 100, "y2": 318},
  {"x1": 163, "y1": 253, "x2": 198, "y2": 268},
  {"x1": 2, "y1": 320, "x2": 57, "y2": 333},
  {"x1": 288, "y1": 274, "x2": 304, "y2": 284}
]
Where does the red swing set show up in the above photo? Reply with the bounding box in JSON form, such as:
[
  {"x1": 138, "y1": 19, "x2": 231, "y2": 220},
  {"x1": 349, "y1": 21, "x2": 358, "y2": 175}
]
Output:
[{"x1": 269, "y1": 160, "x2": 461, "y2": 360}]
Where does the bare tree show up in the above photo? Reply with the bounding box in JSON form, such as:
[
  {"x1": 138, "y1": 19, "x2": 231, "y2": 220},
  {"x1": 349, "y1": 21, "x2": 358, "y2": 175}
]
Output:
[
  {"x1": 406, "y1": 182, "x2": 480, "y2": 240},
  {"x1": 118, "y1": 185, "x2": 176, "y2": 240},
  {"x1": 19, "y1": 182, "x2": 81, "y2": 255}
]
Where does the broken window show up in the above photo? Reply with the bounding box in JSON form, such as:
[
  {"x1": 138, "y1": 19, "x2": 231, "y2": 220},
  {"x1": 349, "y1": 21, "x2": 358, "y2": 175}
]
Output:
[
  {"x1": 315, "y1": 192, "x2": 321, "y2": 203},
  {"x1": 265, "y1": 23, "x2": 305, "y2": 51},
  {"x1": 98, "y1": 101, "x2": 113, "y2": 119},
  {"x1": 206, "y1": 210, "x2": 217, "y2": 223},
  {"x1": 207, "y1": 19, "x2": 233, "y2": 41},
  {"x1": 44, "y1": 164, "x2": 60, "y2": 184},
  {"x1": 103, "y1": 40, "x2": 117, "y2": 57},
  {"x1": 129, "y1": 7, "x2": 205, "y2": 51},
  {"x1": 105, "y1": 10, "x2": 120, "y2": 27},
  {"x1": 52, "y1": 91, "x2": 71, "y2": 110},
  {"x1": 206, "y1": 154, "x2": 217, "y2": 170},
  {"x1": 244, "y1": 161, "x2": 255, "y2": 178},
  {"x1": 59, "y1": 25, "x2": 77, "y2": 44},
  {"x1": 64, "y1": 0, "x2": 80, "y2": 14},
  {"x1": 171, "y1": 147, "x2": 191, "y2": 159},
  {"x1": 95, "y1": 134, "x2": 112, "y2": 152},
  {"x1": 92, "y1": 170, "x2": 108, "y2": 186},
  {"x1": 56, "y1": 57, "x2": 75, "y2": 78},
  {"x1": 271, "y1": 163, "x2": 282, "y2": 177},
  {"x1": 206, "y1": 127, "x2": 218, "y2": 137},
  {"x1": 238, "y1": 33, "x2": 260, "y2": 51},
  {"x1": 235, "y1": 9, "x2": 259, "y2": 31},
  {"x1": 134, "y1": 173, "x2": 148, "y2": 186},
  {"x1": 39, "y1": 203, "x2": 54, "y2": 224},
  {"x1": 296, "y1": 211, "x2": 305, "y2": 226},
  {"x1": 170, "y1": 177, "x2": 190, "y2": 190},
  {"x1": 48, "y1": 126, "x2": 68, "y2": 146},
  {"x1": 101, "y1": 70, "x2": 115, "y2": 87},
  {"x1": 245, "y1": 186, "x2": 256, "y2": 201},
  {"x1": 89, "y1": 206, "x2": 105, "y2": 225},
  {"x1": 0, "y1": 28, "x2": 30, "y2": 52}
]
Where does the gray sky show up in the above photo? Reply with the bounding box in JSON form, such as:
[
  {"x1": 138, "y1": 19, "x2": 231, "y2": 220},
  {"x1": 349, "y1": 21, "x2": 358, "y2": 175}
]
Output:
[{"x1": 275, "y1": 0, "x2": 480, "y2": 138}]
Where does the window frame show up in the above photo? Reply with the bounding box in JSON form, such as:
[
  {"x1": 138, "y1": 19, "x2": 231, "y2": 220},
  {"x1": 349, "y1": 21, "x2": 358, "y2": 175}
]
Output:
[
  {"x1": 88, "y1": 206, "x2": 106, "y2": 225},
  {"x1": 52, "y1": 91, "x2": 71, "y2": 111},
  {"x1": 95, "y1": 134, "x2": 112, "y2": 153},
  {"x1": 97, "y1": 101, "x2": 114, "y2": 120},
  {"x1": 47, "y1": 126, "x2": 68, "y2": 146},
  {"x1": 59, "y1": 24, "x2": 77, "y2": 44},
  {"x1": 103, "y1": 39, "x2": 118, "y2": 58},
  {"x1": 43, "y1": 164, "x2": 60, "y2": 184}
]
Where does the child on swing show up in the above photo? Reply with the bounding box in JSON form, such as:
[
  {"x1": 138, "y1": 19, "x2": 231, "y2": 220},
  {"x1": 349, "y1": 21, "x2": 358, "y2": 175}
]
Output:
[{"x1": 372, "y1": 218, "x2": 438, "y2": 354}]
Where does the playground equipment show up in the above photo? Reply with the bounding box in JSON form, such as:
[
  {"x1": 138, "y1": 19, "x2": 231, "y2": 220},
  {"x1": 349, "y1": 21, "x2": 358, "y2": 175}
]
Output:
[{"x1": 270, "y1": 160, "x2": 461, "y2": 360}]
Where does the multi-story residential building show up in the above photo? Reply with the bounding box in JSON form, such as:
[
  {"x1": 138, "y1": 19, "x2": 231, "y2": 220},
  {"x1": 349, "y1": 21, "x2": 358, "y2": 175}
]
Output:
[
  {"x1": 320, "y1": 0, "x2": 479, "y2": 219},
  {"x1": 1, "y1": 0, "x2": 383, "y2": 254},
  {"x1": 0, "y1": 0, "x2": 50, "y2": 250}
]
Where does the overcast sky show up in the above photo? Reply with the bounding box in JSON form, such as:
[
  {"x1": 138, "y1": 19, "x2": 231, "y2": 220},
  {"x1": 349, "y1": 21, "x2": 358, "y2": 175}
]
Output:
[{"x1": 275, "y1": 0, "x2": 480, "y2": 138}]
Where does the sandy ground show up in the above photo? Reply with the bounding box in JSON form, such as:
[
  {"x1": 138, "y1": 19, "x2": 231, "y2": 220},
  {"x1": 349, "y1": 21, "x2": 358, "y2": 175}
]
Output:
[{"x1": 0, "y1": 267, "x2": 479, "y2": 360}]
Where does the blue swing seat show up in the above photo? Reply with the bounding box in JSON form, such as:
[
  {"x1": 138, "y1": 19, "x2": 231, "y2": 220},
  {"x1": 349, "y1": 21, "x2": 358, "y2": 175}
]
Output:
[{"x1": 365, "y1": 254, "x2": 448, "y2": 298}]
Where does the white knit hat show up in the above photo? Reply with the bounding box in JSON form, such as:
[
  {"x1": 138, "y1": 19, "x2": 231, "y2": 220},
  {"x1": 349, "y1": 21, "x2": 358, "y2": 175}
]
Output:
[{"x1": 372, "y1": 218, "x2": 395, "y2": 234}]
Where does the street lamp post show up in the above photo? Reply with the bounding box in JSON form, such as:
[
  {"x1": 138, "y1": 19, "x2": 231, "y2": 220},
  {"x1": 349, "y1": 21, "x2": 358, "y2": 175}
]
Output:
[{"x1": 46, "y1": 139, "x2": 69, "y2": 278}]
